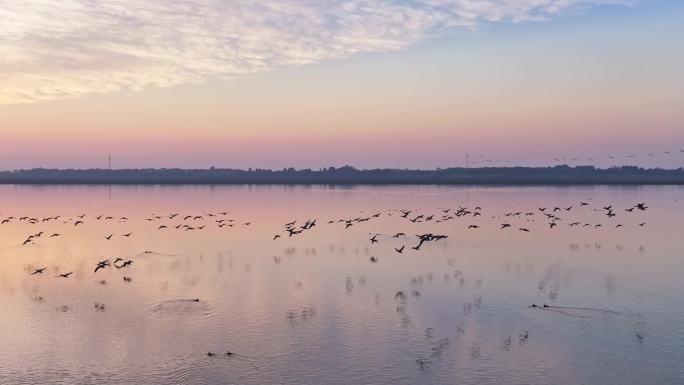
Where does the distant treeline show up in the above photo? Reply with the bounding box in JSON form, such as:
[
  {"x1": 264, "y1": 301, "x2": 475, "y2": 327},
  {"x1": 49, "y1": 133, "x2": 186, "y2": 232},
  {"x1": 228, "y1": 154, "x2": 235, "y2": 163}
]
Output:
[{"x1": 1, "y1": 165, "x2": 684, "y2": 185}]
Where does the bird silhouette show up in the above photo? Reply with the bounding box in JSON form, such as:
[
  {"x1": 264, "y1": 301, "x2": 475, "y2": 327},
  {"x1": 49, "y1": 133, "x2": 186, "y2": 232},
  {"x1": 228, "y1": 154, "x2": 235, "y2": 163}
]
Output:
[{"x1": 94, "y1": 261, "x2": 110, "y2": 273}]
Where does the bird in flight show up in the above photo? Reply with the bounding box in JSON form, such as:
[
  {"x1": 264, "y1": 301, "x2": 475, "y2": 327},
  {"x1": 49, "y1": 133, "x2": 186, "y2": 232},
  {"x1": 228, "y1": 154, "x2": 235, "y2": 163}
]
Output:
[
  {"x1": 30, "y1": 267, "x2": 47, "y2": 275},
  {"x1": 94, "y1": 260, "x2": 110, "y2": 273}
]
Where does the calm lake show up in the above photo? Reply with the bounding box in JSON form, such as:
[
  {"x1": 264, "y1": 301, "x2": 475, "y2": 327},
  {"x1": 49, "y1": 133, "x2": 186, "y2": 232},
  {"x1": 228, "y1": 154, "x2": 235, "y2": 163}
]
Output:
[{"x1": 1, "y1": 185, "x2": 683, "y2": 385}]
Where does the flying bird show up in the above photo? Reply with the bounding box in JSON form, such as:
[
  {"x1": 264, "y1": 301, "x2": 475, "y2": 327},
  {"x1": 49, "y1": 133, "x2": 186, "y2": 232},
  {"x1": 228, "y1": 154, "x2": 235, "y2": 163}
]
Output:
[{"x1": 30, "y1": 267, "x2": 47, "y2": 275}]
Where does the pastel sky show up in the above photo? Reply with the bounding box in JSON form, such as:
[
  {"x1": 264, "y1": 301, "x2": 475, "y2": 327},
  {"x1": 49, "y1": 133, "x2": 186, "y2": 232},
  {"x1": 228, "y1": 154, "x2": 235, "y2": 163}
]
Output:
[{"x1": 1, "y1": 0, "x2": 683, "y2": 170}]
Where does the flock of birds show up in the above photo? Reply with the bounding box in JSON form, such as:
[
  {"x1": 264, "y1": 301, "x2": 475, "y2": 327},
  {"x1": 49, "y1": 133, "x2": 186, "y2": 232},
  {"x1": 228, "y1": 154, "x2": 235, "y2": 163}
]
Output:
[
  {"x1": 8, "y1": 197, "x2": 650, "y2": 366},
  {"x1": 270, "y1": 200, "x2": 648, "y2": 264},
  {"x1": 465, "y1": 146, "x2": 684, "y2": 167},
  {"x1": 11, "y1": 198, "x2": 649, "y2": 280}
]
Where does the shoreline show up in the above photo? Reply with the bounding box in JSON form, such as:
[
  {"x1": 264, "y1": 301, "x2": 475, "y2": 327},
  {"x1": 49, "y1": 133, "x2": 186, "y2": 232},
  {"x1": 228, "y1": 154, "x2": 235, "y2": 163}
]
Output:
[{"x1": 1, "y1": 166, "x2": 683, "y2": 185}]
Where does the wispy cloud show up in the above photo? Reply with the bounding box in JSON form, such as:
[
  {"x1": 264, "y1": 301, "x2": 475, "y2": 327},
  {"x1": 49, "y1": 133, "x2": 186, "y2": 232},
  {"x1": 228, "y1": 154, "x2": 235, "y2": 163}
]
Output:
[{"x1": 0, "y1": 1, "x2": 630, "y2": 104}]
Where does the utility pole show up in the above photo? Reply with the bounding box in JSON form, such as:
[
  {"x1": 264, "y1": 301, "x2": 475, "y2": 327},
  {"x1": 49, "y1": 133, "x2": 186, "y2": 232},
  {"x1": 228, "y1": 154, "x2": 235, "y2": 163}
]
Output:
[
  {"x1": 108, "y1": 155, "x2": 111, "y2": 170},
  {"x1": 466, "y1": 154, "x2": 469, "y2": 169}
]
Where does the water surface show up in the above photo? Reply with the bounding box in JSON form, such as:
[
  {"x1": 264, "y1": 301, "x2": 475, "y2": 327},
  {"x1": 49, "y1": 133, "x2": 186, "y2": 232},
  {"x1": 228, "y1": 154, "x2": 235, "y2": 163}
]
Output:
[{"x1": 1, "y1": 185, "x2": 683, "y2": 384}]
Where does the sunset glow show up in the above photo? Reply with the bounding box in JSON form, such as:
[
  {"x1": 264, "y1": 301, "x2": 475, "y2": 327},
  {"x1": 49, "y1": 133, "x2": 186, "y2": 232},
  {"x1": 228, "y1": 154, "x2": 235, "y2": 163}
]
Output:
[{"x1": 1, "y1": 1, "x2": 683, "y2": 169}]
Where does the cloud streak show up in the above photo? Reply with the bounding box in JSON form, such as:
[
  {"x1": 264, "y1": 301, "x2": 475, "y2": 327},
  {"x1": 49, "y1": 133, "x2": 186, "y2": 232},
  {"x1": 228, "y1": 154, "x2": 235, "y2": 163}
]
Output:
[{"x1": 0, "y1": 0, "x2": 630, "y2": 104}]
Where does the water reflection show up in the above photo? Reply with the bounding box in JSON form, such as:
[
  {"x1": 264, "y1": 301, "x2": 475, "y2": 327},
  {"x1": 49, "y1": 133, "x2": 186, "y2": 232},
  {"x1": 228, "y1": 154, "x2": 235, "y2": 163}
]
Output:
[{"x1": 0, "y1": 185, "x2": 683, "y2": 385}]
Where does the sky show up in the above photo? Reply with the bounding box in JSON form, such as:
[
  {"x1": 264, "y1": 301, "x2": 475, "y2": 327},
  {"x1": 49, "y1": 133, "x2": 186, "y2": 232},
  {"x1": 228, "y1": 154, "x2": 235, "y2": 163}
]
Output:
[{"x1": 1, "y1": 0, "x2": 683, "y2": 170}]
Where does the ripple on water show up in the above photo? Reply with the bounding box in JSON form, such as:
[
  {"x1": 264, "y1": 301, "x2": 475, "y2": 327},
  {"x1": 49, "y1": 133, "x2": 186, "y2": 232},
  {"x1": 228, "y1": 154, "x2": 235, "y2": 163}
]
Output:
[{"x1": 150, "y1": 299, "x2": 216, "y2": 320}]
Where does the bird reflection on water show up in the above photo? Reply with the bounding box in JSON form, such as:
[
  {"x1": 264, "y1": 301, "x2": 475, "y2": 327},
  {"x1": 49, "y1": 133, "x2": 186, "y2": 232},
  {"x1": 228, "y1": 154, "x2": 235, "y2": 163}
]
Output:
[{"x1": 0, "y1": 185, "x2": 681, "y2": 385}]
